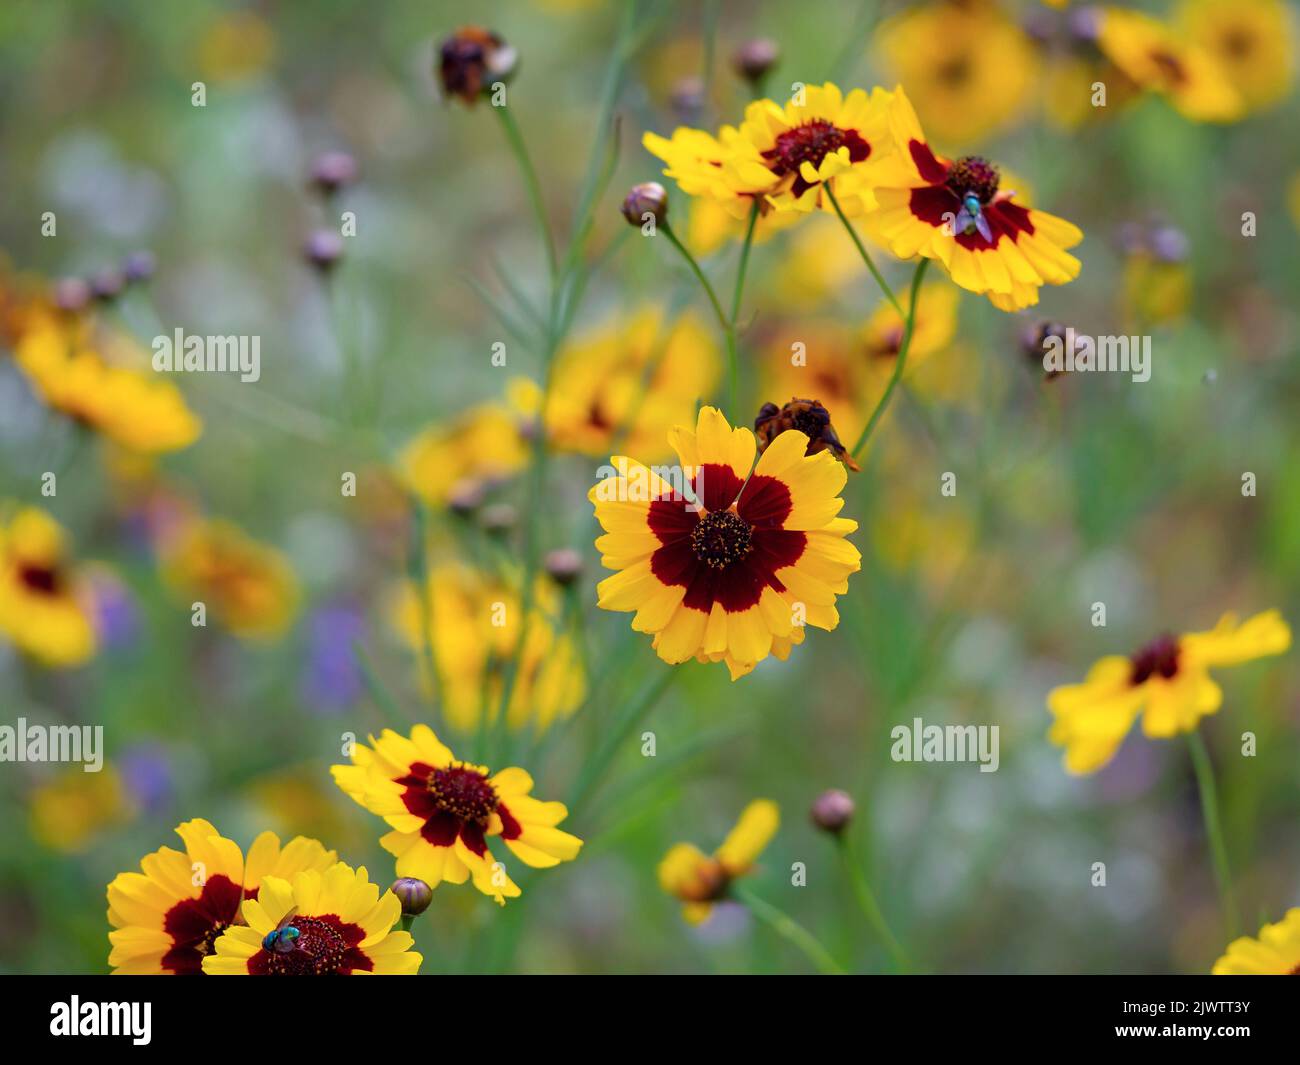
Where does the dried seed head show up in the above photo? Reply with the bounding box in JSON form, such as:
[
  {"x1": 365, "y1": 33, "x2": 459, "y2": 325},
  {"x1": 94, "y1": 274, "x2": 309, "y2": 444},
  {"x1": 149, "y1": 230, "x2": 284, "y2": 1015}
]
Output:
[{"x1": 437, "y1": 27, "x2": 517, "y2": 105}]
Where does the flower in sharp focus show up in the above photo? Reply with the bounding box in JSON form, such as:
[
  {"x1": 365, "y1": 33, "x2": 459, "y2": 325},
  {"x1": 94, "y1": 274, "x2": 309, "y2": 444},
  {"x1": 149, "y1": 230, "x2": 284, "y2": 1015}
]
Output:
[
  {"x1": 754, "y1": 398, "x2": 860, "y2": 472},
  {"x1": 158, "y1": 518, "x2": 299, "y2": 640},
  {"x1": 659, "y1": 799, "x2": 779, "y2": 924},
  {"x1": 1047, "y1": 610, "x2": 1291, "y2": 774},
  {"x1": 590, "y1": 406, "x2": 861, "y2": 681},
  {"x1": 106, "y1": 819, "x2": 336, "y2": 974},
  {"x1": 870, "y1": 91, "x2": 1083, "y2": 311},
  {"x1": 437, "y1": 26, "x2": 517, "y2": 105},
  {"x1": 330, "y1": 725, "x2": 583, "y2": 905},
  {"x1": 876, "y1": 0, "x2": 1039, "y2": 147},
  {"x1": 1212, "y1": 909, "x2": 1300, "y2": 974},
  {"x1": 545, "y1": 306, "x2": 721, "y2": 462},
  {"x1": 0, "y1": 506, "x2": 96, "y2": 666},
  {"x1": 1177, "y1": 0, "x2": 1295, "y2": 114},
  {"x1": 390, "y1": 563, "x2": 585, "y2": 733},
  {"x1": 1094, "y1": 6, "x2": 1242, "y2": 122},
  {"x1": 203, "y1": 862, "x2": 421, "y2": 974},
  {"x1": 643, "y1": 82, "x2": 916, "y2": 222}
]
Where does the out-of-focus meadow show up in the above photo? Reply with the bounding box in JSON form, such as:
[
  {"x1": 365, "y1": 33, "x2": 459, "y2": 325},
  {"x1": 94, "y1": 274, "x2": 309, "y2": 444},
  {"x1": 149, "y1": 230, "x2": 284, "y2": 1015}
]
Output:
[{"x1": 1, "y1": 0, "x2": 1298, "y2": 975}]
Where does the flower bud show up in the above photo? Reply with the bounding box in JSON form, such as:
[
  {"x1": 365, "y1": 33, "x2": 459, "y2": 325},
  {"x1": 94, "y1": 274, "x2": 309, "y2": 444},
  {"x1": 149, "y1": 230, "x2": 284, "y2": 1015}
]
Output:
[
  {"x1": 810, "y1": 789, "x2": 855, "y2": 834},
  {"x1": 670, "y1": 75, "x2": 706, "y2": 122},
  {"x1": 391, "y1": 877, "x2": 433, "y2": 917},
  {"x1": 122, "y1": 250, "x2": 156, "y2": 284},
  {"x1": 310, "y1": 150, "x2": 358, "y2": 196},
  {"x1": 544, "y1": 547, "x2": 583, "y2": 586},
  {"x1": 1022, "y1": 321, "x2": 1071, "y2": 379},
  {"x1": 437, "y1": 27, "x2": 517, "y2": 105},
  {"x1": 621, "y1": 182, "x2": 668, "y2": 228},
  {"x1": 447, "y1": 482, "x2": 484, "y2": 516},
  {"x1": 733, "y1": 38, "x2": 779, "y2": 85},
  {"x1": 90, "y1": 267, "x2": 126, "y2": 302},
  {"x1": 52, "y1": 277, "x2": 91, "y2": 313},
  {"x1": 304, "y1": 229, "x2": 344, "y2": 272}
]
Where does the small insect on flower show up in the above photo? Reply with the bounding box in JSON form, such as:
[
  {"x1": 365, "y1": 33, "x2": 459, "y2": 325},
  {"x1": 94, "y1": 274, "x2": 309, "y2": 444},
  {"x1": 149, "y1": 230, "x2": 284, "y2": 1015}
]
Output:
[
  {"x1": 203, "y1": 863, "x2": 421, "y2": 975},
  {"x1": 261, "y1": 908, "x2": 300, "y2": 953},
  {"x1": 660, "y1": 800, "x2": 779, "y2": 924},
  {"x1": 1047, "y1": 610, "x2": 1291, "y2": 774}
]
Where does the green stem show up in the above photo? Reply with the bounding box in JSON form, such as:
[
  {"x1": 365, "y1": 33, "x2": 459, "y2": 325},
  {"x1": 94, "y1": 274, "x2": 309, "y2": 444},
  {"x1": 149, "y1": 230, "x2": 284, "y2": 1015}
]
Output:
[
  {"x1": 826, "y1": 184, "x2": 903, "y2": 317},
  {"x1": 839, "y1": 833, "x2": 913, "y2": 972},
  {"x1": 407, "y1": 501, "x2": 442, "y2": 718},
  {"x1": 1188, "y1": 730, "x2": 1241, "y2": 940},
  {"x1": 727, "y1": 200, "x2": 761, "y2": 419},
  {"x1": 660, "y1": 220, "x2": 739, "y2": 420},
  {"x1": 851, "y1": 258, "x2": 929, "y2": 457},
  {"x1": 731, "y1": 881, "x2": 846, "y2": 975},
  {"x1": 494, "y1": 104, "x2": 558, "y2": 288}
]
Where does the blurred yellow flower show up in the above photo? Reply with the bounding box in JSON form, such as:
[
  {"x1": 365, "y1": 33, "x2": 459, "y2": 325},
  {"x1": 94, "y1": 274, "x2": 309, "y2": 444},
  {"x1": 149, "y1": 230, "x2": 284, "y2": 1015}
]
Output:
[
  {"x1": 203, "y1": 862, "x2": 421, "y2": 974},
  {"x1": 15, "y1": 311, "x2": 201, "y2": 454},
  {"x1": 1212, "y1": 909, "x2": 1300, "y2": 974},
  {"x1": 546, "y1": 306, "x2": 720, "y2": 462},
  {"x1": 106, "y1": 818, "x2": 336, "y2": 974},
  {"x1": 1123, "y1": 254, "x2": 1191, "y2": 327},
  {"x1": 643, "y1": 82, "x2": 917, "y2": 222},
  {"x1": 0, "y1": 506, "x2": 96, "y2": 666},
  {"x1": 764, "y1": 214, "x2": 873, "y2": 308},
  {"x1": 391, "y1": 563, "x2": 585, "y2": 733},
  {"x1": 331, "y1": 724, "x2": 583, "y2": 905},
  {"x1": 590, "y1": 406, "x2": 861, "y2": 681},
  {"x1": 1178, "y1": 0, "x2": 1294, "y2": 113},
  {"x1": 877, "y1": 0, "x2": 1039, "y2": 147},
  {"x1": 159, "y1": 518, "x2": 299, "y2": 640},
  {"x1": 30, "y1": 766, "x2": 133, "y2": 853},
  {"x1": 659, "y1": 799, "x2": 778, "y2": 924},
  {"x1": 196, "y1": 10, "x2": 276, "y2": 83},
  {"x1": 1047, "y1": 610, "x2": 1291, "y2": 774},
  {"x1": 1095, "y1": 7, "x2": 1242, "y2": 122},
  {"x1": 398, "y1": 379, "x2": 537, "y2": 507}
]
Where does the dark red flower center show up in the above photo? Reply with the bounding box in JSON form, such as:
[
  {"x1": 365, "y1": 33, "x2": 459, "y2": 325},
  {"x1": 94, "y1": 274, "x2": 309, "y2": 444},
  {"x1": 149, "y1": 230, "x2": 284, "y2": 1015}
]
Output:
[
  {"x1": 762, "y1": 120, "x2": 870, "y2": 196},
  {"x1": 1149, "y1": 49, "x2": 1188, "y2": 86},
  {"x1": 934, "y1": 55, "x2": 971, "y2": 87},
  {"x1": 17, "y1": 563, "x2": 62, "y2": 595},
  {"x1": 690, "y1": 509, "x2": 754, "y2": 570},
  {"x1": 946, "y1": 156, "x2": 1000, "y2": 205},
  {"x1": 160, "y1": 873, "x2": 247, "y2": 975},
  {"x1": 1130, "y1": 634, "x2": 1180, "y2": 685},
  {"x1": 427, "y1": 764, "x2": 498, "y2": 824}
]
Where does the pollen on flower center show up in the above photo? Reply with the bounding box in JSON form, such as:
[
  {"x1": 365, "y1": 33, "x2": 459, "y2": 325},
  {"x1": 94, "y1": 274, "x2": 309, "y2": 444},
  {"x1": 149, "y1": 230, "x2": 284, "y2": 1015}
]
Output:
[
  {"x1": 18, "y1": 563, "x2": 61, "y2": 595},
  {"x1": 762, "y1": 120, "x2": 870, "y2": 180},
  {"x1": 427, "y1": 764, "x2": 498, "y2": 823},
  {"x1": 260, "y1": 917, "x2": 347, "y2": 975},
  {"x1": 690, "y1": 509, "x2": 753, "y2": 569},
  {"x1": 1130, "y1": 633, "x2": 1181, "y2": 685},
  {"x1": 946, "y1": 155, "x2": 1000, "y2": 204}
]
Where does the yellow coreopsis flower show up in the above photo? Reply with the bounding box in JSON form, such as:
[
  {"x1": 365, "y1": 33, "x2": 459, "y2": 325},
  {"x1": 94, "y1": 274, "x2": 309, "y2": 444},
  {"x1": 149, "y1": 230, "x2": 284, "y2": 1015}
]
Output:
[
  {"x1": 1212, "y1": 909, "x2": 1300, "y2": 975},
  {"x1": 30, "y1": 766, "x2": 134, "y2": 853},
  {"x1": 0, "y1": 506, "x2": 96, "y2": 666},
  {"x1": 398, "y1": 379, "x2": 538, "y2": 507},
  {"x1": 391, "y1": 563, "x2": 585, "y2": 733},
  {"x1": 659, "y1": 799, "x2": 779, "y2": 924},
  {"x1": 15, "y1": 311, "x2": 201, "y2": 454},
  {"x1": 203, "y1": 862, "x2": 421, "y2": 975},
  {"x1": 1047, "y1": 610, "x2": 1291, "y2": 774},
  {"x1": 545, "y1": 306, "x2": 721, "y2": 462},
  {"x1": 643, "y1": 82, "x2": 917, "y2": 221},
  {"x1": 876, "y1": 0, "x2": 1039, "y2": 147},
  {"x1": 1178, "y1": 0, "x2": 1295, "y2": 113},
  {"x1": 869, "y1": 90, "x2": 1083, "y2": 311},
  {"x1": 331, "y1": 725, "x2": 582, "y2": 906},
  {"x1": 158, "y1": 517, "x2": 299, "y2": 639},
  {"x1": 1095, "y1": 7, "x2": 1242, "y2": 122},
  {"x1": 106, "y1": 819, "x2": 337, "y2": 974},
  {"x1": 590, "y1": 406, "x2": 861, "y2": 681}
]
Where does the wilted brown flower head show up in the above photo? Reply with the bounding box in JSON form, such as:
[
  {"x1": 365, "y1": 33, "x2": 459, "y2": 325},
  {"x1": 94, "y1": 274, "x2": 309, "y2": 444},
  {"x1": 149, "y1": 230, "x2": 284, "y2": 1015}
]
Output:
[
  {"x1": 754, "y1": 398, "x2": 860, "y2": 472},
  {"x1": 437, "y1": 27, "x2": 517, "y2": 105}
]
